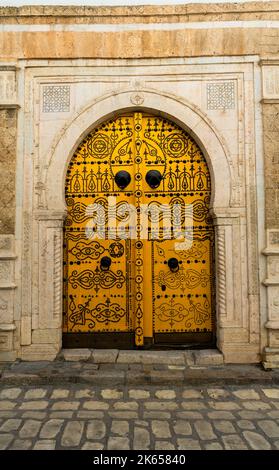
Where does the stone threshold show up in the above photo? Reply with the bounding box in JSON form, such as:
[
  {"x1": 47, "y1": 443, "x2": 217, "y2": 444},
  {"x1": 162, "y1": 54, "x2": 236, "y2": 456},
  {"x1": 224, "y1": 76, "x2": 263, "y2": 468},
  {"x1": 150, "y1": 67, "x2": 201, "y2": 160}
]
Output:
[
  {"x1": 1, "y1": 361, "x2": 278, "y2": 387},
  {"x1": 60, "y1": 348, "x2": 224, "y2": 366}
]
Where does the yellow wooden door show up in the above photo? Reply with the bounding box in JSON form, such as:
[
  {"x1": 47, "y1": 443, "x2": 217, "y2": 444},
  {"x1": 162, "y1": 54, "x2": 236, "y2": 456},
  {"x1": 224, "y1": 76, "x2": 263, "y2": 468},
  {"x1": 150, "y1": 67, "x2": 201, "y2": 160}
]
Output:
[{"x1": 63, "y1": 113, "x2": 214, "y2": 348}]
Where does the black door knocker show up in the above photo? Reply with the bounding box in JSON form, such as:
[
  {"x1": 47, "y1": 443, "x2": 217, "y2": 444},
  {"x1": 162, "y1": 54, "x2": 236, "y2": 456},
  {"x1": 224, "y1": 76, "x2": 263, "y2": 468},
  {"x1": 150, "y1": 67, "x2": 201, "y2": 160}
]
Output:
[
  {"x1": 115, "y1": 170, "x2": 131, "y2": 189},
  {"x1": 100, "y1": 256, "x2": 112, "y2": 271},
  {"x1": 145, "y1": 170, "x2": 162, "y2": 189},
  {"x1": 167, "y1": 257, "x2": 179, "y2": 273}
]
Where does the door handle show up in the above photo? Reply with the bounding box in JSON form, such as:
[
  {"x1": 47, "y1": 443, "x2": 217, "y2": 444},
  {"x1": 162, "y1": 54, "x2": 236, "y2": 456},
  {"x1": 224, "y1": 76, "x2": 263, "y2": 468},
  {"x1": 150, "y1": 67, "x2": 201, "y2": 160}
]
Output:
[{"x1": 167, "y1": 257, "x2": 179, "y2": 273}]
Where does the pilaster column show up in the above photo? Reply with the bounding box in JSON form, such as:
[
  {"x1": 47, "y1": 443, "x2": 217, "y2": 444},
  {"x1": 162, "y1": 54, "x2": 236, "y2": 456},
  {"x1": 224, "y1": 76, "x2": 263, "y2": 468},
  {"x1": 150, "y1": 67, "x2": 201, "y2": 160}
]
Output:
[{"x1": 263, "y1": 230, "x2": 279, "y2": 368}]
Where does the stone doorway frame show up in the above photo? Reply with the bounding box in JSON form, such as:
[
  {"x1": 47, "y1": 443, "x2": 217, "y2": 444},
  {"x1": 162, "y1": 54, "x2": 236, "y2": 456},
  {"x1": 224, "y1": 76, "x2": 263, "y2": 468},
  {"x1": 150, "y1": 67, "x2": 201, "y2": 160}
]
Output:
[{"x1": 19, "y1": 88, "x2": 261, "y2": 362}]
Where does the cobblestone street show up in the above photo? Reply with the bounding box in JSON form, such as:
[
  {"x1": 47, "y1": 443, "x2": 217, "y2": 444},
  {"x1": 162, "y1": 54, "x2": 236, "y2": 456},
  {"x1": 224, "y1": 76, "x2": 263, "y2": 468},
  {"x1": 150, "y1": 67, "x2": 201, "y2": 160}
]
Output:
[{"x1": 0, "y1": 383, "x2": 279, "y2": 450}]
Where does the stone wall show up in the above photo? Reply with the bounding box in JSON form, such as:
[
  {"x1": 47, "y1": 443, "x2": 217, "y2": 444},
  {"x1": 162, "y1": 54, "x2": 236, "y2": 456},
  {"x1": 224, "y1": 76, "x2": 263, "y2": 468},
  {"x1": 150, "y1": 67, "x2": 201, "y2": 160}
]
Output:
[
  {"x1": 0, "y1": 2, "x2": 278, "y2": 363},
  {"x1": 0, "y1": 3, "x2": 278, "y2": 59},
  {"x1": 0, "y1": 108, "x2": 17, "y2": 234},
  {"x1": 0, "y1": 2, "x2": 278, "y2": 23},
  {"x1": 263, "y1": 104, "x2": 279, "y2": 229}
]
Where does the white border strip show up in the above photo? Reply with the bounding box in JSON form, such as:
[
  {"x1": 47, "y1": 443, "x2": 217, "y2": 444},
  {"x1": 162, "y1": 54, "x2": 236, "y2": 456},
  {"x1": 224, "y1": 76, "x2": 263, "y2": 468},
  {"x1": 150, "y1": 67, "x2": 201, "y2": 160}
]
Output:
[{"x1": 1, "y1": 20, "x2": 279, "y2": 32}]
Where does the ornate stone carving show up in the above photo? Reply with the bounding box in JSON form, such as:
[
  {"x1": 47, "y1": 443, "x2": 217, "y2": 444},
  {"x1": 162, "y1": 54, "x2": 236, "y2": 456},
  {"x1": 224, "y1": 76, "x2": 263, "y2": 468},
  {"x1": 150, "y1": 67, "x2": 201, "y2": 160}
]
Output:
[
  {"x1": 262, "y1": 66, "x2": 279, "y2": 99},
  {"x1": 207, "y1": 81, "x2": 235, "y2": 110},
  {"x1": 0, "y1": 237, "x2": 11, "y2": 251},
  {"x1": 0, "y1": 262, "x2": 10, "y2": 282},
  {"x1": 0, "y1": 332, "x2": 11, "y2": 351},
  {"x1": 268, "y1": 258, "x2": 279, "y2": 278},
  {"x1": 272, "y1": 295, "x2": 279, "y2": 313},
  {"x1": 21, "y1": 212, "x2": 32, "y2": 343},
  {"x1": 53, "y1": 231, "x2": 62, "y2": 320},
  {"x1": 217, "y1": 226, "x2": 226, "y2": 317},
  {"x1": 269, "y1": 230, "x2": 279, "y2": 247},
  {"x1": 0, "y1": 297, "x2": 8, "y2": 311},
  {"x1": 130, "y1": 93, "x2": 144, "y2": 105},
  {"x1": 0, "y1": 71, "x2": 16, "y2": 103},
  {"x1": 42, "y1": 85, "x2": 70, "y2": 113},
  {"x1": 35, "y1": 181, "x2": 47, "y2": 209}
]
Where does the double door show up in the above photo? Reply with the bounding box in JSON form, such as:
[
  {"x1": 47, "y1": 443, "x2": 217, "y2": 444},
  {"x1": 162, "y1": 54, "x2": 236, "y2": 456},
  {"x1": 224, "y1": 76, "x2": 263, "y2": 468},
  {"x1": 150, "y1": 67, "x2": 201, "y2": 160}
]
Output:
[{"x1": 63, "y1": 113, "x2": 214, "y2": 348}]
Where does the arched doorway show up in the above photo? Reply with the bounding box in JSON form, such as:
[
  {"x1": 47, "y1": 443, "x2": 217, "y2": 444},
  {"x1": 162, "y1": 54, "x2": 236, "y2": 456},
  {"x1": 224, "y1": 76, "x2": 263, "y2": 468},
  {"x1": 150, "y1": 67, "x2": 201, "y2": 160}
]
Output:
[{"x1": 63, "y1": 112, "x2": 214, "y2": 348}]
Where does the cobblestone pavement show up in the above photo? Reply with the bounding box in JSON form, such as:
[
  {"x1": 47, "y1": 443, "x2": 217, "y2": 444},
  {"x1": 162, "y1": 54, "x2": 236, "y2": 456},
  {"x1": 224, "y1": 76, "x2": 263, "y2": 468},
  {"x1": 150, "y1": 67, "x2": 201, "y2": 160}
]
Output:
[{"x1": 0, "y1": 384, "x2": 279, "y2": 450}]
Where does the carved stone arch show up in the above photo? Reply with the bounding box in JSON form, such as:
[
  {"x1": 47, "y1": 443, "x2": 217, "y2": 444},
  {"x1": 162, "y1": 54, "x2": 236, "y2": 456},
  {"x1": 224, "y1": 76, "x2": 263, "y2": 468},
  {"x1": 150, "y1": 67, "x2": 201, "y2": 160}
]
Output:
[
  {"x1": 32, "y1": 88, "x2": 247, "y2": 360},
  {"x1": 45, "y1": 88, "x2": 232, "y2": 213}
]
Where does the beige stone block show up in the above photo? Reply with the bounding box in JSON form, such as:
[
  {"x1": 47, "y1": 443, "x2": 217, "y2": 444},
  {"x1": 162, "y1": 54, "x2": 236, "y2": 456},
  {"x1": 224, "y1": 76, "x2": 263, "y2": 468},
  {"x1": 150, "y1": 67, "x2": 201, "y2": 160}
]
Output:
[
  {"x1": 194, "y1": 420, "x2": 217, "y2": 440},
  {"x1": 0, "y1": 433, "x2": 14, "y2": 449},
  {"x1": 242, "y1": 401, "x2": 271, "y2": 410},
  {"x1": 143, "y1": 411, "x2": 171, "y2": 419},
  {"x1": 92, "y1": 349, "x2": 118, "y2": 363},
  {"x1": 133, "y1": 427, "x2": 150, "y2": 450},
  {"x1": 151, "y1": 420, "x2": 171, "y2": 439},
  {"x1": 129, "y1": 389, "x2": 150, "y2": 399},
  {"x1": 0, "y1": 401, "x2": 16, "y2": 410},
  {"x1": 83, "y1": 401, "x2": 109, "y2": 410},
  {"x1": 177, "y1": 412, "x2": 203, "y2": 420},
  {"x1": 204, "y1": 442, "x2": 223, "y2": 450},
  {"x1": 33, "y1": 440, "x2": 56, "y2": 450},
  {"x1": 101, "y1": 389, "x2": 123, "y2": 399},
  {"x1": 87, "y1": 420, "x2": 106, "y2": 439},
  {"x1": 82, "y1": 442, "x2": 104, "y2": 450},
  {"x1": 243, "y1": 431, "x2": 271, "y2": 450},
  {"x1": 32, "y1": 328, "x2": 61, "y2": 344},
  {"x1": 0, "y1": 350, "x2": 16, "y2": 362},
  {"x1": 0, "y1": 388, "x2": 21, "y2": 399},
  {"x1": 144, "y1": 401, "x2": 178, "y2": 411},
  {"x1": 154, "y1": 441, "x2": 175, "y2": 450},
  {"x1": 24, "y1": 389, "x2": 47, "y2": 399},
  {"x1": 232, "y1": 389, "x2": 260, "y2": 400},
  {"x1": 111, "y1": 420, "x2": 129, "y2": 437},
  {"x1": 61, "y1": 421, "x2": 84, "y2": 447},
  {"x1": 182, "y1": 401, "x2": 206, "y2": 410},
  {"x1": 107, "y1": 436, "x2": 130, "y2": 450},
  {"x1": 182, "y1": 389, "x2": 204, "y2": 399},
  {"x1": 177, "y1": 438, "x2": 201, "y2": 450},
  {"x1": 113, "y1": 401, "x2": 138, "y2": 410},
  {"x1": 222, "y1": 349, "x2": 260, "y2": 364},
  {"x1": 20, "y1": 344, "x2": 59, "y2": 361},
  {"x1": 62, "y1": 348, "x2": 91, "y2": 361},
  {"x1": 20, "y1": 401, "x2": 48, "y2": 410},
  {"x1": 207, "y1": 388, "x2": 231, "y2": 399},
  {"x1": 208, "y1": 401, "x2": 240, "y2": 411},
  {"x1": 155, "y1": 390, "x2": 176, "y2": 400},
  {"x1": 77, "y1": 411, "x2": 104, "y2": 419},
  {"x1": 117, "y1": 350, "x2": 185, "y2": 365},
  {"x1": 20, "y1": 316, "x2": 31, "y2": 346},
  {"x1": 50, "y1": 411, "x2": 73, "y2": 419},
  {"x1": 0, "y1": 291, "x2": 13, "y2": 324},
  {"x1": 50, "y1": 389, "x2": 70, "y2": 399},
  {"x1": 22, "y1": 412, "x2": 47, "y2": 420},
  {"x1": 51, "y1": 401, "x2": 79, "y2": 411},
  {"x1": 262, "y1": 388, "x2": 279, "y2": 399},
  {"x1": 194, "y1": 349, "x2": 223, "y2": 365},
  {"x1": 222, "y1": 434, "x2": 248, "y2": 450},
  {"x1": 173, "y1": 420, "x2": 192, "y2": 436},
  {"x1": 0, "y1": 331, "x2": 13, "y2": 353}
]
